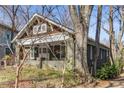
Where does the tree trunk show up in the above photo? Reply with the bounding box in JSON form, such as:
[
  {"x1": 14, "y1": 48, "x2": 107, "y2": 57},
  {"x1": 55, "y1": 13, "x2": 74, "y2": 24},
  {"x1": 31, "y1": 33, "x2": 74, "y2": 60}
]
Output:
[
  {"x1": 109, "y1": 6, "x2": 115, "y2": 65},
  {"x1": 15, "y1": 48, "x2": 29, "y2": 88},
  {"x1": 117, "y1": 6, "x2": 124, "y2": 60},
  {"x1": 94, "y1": 5, "x2": 102, "y2": 76},
  {"x1": 69, "y1": 5, "x2": 93, "y2": 82},
  {"x1": 15, "y1": 66, "x2": 20, "y2": 88}
]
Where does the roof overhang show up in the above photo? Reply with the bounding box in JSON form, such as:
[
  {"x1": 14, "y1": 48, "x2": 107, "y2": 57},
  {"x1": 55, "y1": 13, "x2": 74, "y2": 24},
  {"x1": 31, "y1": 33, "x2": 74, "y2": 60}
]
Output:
[{"x1": 16, "y1": 33, "x2": 69, "y2": 46}]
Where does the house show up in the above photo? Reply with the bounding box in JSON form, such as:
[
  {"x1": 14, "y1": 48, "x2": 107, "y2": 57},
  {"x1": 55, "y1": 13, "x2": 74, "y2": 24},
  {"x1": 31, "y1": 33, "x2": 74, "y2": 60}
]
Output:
[
  {"x1": 12, "y1": 13, "x2": 109, "y2": 72},
  {"x1": 0, "y1": 23, "x2": 17, "y2": 59}
]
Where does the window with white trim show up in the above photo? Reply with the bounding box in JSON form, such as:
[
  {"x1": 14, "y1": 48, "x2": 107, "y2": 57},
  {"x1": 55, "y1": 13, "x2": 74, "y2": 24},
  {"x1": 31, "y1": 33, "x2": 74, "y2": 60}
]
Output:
[{"x1": 49, "y1": 44, "x2": 65, "y2": 60}]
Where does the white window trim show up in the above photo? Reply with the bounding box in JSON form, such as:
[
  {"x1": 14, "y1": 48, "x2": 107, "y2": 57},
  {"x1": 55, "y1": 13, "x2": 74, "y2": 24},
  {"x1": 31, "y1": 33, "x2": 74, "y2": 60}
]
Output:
[{"x1": 30, "y1": 47, "x2": 34, "y2": 59}]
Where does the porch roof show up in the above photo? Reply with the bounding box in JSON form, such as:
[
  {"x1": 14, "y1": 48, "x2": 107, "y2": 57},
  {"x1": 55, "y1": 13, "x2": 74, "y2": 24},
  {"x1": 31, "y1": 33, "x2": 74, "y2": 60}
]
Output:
[{"x1": 16, "y1": 33, "x2": 69, "y2": 45}]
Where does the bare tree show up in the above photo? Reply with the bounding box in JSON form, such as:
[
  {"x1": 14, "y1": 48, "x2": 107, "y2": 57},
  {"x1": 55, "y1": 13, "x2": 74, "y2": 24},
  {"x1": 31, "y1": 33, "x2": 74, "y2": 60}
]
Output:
[
  {"x1": 94, "y1": 5, "x2": 103, "y2": 76},
  {"x1": 69, "y1": 5, "x2": 93, "y2": 82},
  {"x1": 0, "y1": 5, "x2": 20, "y2": 51},
  {"x1": 19, "y1": 5, "x2": 32, "y2": 23},
  {"x1": 109, "y1": 6, "x2": 116, "y2": 64},
  {"x1": 117, "y1": 6, "x2": 124, "y2": 60},
  {"x1": 14, "y1": 5, "x2": 59, "y2": 88}
]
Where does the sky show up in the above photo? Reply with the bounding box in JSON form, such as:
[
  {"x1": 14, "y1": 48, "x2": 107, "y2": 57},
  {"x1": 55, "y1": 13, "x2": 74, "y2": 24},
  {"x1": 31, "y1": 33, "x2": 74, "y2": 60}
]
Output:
[{"x1": 0, "y1": 5, "x2": 122, "y2": 45}]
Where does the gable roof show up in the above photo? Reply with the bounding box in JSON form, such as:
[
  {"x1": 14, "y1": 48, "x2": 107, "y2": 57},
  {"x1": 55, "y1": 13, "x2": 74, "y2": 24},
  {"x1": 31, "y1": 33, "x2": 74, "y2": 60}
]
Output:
[
  {"x1": 12, "y1": 13, "x2": 74, "y2": 43},
  {"x1": 12, "y1": 13, "x2": 109, "y2": 49}
]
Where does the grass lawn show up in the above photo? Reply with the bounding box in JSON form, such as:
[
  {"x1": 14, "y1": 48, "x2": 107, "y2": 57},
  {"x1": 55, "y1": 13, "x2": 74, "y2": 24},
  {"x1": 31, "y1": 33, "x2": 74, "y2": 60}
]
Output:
[
  {"x1": 0, "y1": 65, "x2": 61, "y2": 82},
  {"x1": 0, "y1": 65, "x2": 82, "y2": 88},
  {"x1": 0, "y1": 67, "x2": 16, "y2": 82}
]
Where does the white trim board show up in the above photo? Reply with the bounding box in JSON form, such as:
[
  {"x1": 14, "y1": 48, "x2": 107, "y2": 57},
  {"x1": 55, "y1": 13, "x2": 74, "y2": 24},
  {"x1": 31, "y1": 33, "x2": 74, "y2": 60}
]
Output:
[{"x1": 16, "y1": 33, "x2": 69, "y2": 46}]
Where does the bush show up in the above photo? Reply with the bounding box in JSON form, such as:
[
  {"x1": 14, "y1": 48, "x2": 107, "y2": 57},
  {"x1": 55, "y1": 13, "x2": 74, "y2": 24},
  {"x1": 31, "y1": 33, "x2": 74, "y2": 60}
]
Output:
[
  {"x1": 96, "y1": 63, "x2": 118, "y2": 80},
  {"x1": 3, "y1": 55, "x2": 12, "y2": 61},
  {"x1": 2, "y1": 55, "x2": 13, "y2": 66},
  {"x1": 115, "y1": 60, "x2": 124, "y2": 74}
]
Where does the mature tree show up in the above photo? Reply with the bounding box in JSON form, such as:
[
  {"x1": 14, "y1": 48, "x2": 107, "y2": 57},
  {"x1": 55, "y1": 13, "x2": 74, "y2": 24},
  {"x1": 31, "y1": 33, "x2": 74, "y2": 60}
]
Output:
[
  {"x1": 109, "y1": 6, "x2": 116, "y2": 64},
  {"x1": 19, "y1": 5, "x2": 32, "y2": 23},
  {"x1": 117, "y1": 6, "x2": 124, "y2": 60},
  {"x1": 0, "y1": 5, "x2": 20, "y2": 51},
  {"x1": 14, "y1": 5, "x2": 57, "y2": 88},
  {"x1": 69, "y1": 5, "x2": 93, "y2": 82},
  {"x1": 94, "y1": 5, "x2": 103, "y2": 75}
]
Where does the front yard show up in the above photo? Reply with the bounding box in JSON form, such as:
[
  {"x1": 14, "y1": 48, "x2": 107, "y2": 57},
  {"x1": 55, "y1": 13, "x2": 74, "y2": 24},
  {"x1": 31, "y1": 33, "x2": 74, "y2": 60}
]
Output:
[
  {"x1": 0, "y1": 65, "x2": 119, "y2": 88},
  {"x1": 0, "y1": 65, "x2": 82, "y2": 88}
]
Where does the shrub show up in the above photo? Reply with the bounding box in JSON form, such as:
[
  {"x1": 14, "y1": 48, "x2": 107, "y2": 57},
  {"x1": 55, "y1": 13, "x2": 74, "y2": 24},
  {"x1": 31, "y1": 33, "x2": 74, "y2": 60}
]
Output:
[
  {"x1": 3, "y1": 55, "x2": 12, "y2": 61},
  {"x1": 96, "y1": 63, "x2": 118, "y2": 80},
  {"x1": 115, "y1": 60, "x2": 124, "y2": 74}
]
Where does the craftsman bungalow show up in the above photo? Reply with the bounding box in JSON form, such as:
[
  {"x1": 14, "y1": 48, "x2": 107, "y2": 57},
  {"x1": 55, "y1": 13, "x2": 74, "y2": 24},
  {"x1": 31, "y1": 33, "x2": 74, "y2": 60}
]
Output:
[{"x1": 12, "y1": 13, "x2": 109, "y2": 72}]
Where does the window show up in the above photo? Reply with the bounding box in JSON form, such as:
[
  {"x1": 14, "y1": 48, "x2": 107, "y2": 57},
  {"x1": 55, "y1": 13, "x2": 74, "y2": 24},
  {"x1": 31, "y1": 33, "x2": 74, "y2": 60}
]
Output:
[
  {"x1": 5, "y1": 48, "x2": 11, "y2": 55},
  {"x1": 54, "y1": 45, "x2": 60, "y2": 59},
  {"x1": 49, "y1": 44, "x2": 65, "y2": 60},
  {"x1": 31, "y1": 48, "x2": 34, "y2": 57},
  {"x1": 34, "y1": 47, "x2": 39, "y2": 60},
  {"x1": 100, "y1": 49, "x2": 103, "y2": 59},
  {"x1": 30, "y1": 47, "x2": 39, "y2": 60},
  {"x1": 41, "y1": 24, "x2": 47, "y2": 32},
  {"x1": 39, "y1": 48, "x2": 41, "y2": 53},
  {"x1": 49, "y1": 46, "x2": 54, "y2": 60},
  {"x1": 33, "y1": 24, "x2": 47, "y2": 34},
  {"x1": 49, "y1": 45, "x2": 60, "y2": 60},
  {"x1": 60, "y1": 45, "x2": 65, "y2": 59},
  {"x1": 87, "y1": 45, "x2": 93, "y2": 60},
  {"x1": 33, "y1": 25, "x2": 40, "y2": 32},
  {"x1": 90, "y1": 46, "x2": 93, "y2": 60},
  {"x1": 87, "y1": 45, "x2": 90, "y2": 61},
  {"x1": 6, "y1": 34, "x2": 10, "y2": 40},
  {"x1": 43, "y1": 48, "x2": 47, "y2": 53}
]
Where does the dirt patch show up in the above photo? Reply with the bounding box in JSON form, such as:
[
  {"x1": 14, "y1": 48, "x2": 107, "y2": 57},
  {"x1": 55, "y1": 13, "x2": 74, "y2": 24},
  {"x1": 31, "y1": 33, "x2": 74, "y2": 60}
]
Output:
[
  {"x1": 95, "y1": 80, "x2": 111, "y2": 88},
  {"x1": 0, "y1": 79, "x2": 112, "y2": 88},
  {"x1": 0, "y1": 80, "x2": 33, "y2": 88},
  {"x1": 18, "y1": 80, "x2": 33, "y2": 88}
]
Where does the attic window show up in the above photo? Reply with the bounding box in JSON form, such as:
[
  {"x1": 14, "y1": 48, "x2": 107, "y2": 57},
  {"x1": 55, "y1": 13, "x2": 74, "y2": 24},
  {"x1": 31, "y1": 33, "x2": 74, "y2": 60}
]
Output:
[
  {"x1": 6, "y1": 34, "x2": 10, "y2": 40},
  {"x1": 42, "y1": 24, "x2": 47, "y2": 31},
  {"x1": 33, "y1": 23, "x2": 47, "y2": 34}
]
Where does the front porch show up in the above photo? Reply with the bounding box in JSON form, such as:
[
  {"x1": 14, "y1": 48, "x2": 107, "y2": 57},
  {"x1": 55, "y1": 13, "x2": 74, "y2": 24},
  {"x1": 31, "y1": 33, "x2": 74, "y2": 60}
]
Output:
[
  {"x1": 15, "y1": 31, "x2": 73, "y2": 70},
  {"x1": 20, "y1": 40, "x2": 72, "y2": 70}
]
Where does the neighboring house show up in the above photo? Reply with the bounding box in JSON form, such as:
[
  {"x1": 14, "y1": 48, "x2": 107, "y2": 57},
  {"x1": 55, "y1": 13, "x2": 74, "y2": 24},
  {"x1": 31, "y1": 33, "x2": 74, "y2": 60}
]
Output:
[
  {"x1": 0, "y1": 23, "x2": 17, "y2": 59},
  {"x1": 12, "y1": 13, "x2": 109, "y2": 72}
]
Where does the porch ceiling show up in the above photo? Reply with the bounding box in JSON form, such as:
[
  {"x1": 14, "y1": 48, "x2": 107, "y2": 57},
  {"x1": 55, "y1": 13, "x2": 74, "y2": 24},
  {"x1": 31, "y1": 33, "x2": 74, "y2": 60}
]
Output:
[{"x1": 16, "y1": 33, "x2": 69, "y2": 45}]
